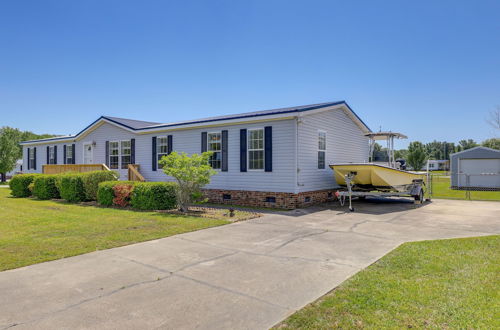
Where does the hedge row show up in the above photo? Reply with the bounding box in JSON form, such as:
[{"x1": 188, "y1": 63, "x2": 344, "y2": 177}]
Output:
[
  {"x1": 9, "y1": 173, "x2": 178, "y2": 211},
  {"x1": 9, "y1": 174, "x2": 41, "y2": 197},
  {"x1": 97, "y1": 181, "x2": 177, "y2": 210},
  {"x1": 9, "y1": 171, "x2": 119, "y2": 202},
  {"x1": 32, "y1": 175, "x2": 60, "y2": 200}
]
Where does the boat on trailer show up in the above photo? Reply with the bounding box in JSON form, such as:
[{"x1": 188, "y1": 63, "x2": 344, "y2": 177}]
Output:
[{"x1": 330, "y1": 132, "x2": 429, "y2": 211}]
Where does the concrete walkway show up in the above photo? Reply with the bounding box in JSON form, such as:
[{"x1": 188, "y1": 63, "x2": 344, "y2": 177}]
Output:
[{"x1": 1, "y1": 198, "x2": 499, "y2": 329}]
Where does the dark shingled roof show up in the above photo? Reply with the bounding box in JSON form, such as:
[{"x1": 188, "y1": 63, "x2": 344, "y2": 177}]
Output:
[
  {"x1": 21, "y1": 101, "x2": 370, "y2": 144},
  {"x1": 143, "y1": 101, "x2": 345, "y2": 129},
  {"x1": 102, "y1": 116, "x2": 161, "y2": 129}
]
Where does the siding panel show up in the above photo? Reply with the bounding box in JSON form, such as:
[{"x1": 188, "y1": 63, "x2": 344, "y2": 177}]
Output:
[
  {"x1": 297, "y1": 109, "x2": 369, "y2": 192},
  {"x1": 23, "y1": 120, "x2": 297, "y2": 193}
]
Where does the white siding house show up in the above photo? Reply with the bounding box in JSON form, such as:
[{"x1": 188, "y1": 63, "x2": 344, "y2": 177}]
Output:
[{"x1": 20, "y1": 101, "x2": 371, "y2": 208}]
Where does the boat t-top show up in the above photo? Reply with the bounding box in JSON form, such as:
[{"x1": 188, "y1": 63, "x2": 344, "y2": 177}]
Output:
[{"x1": 330, "y1": 132, "x2": 427, "y2": 211}]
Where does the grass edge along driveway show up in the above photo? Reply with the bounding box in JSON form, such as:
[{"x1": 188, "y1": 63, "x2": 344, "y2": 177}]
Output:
[
  {"x1": 276, "y1": 235, "x2": 500, "y2": 329},
  {"x1": 0, "y1": 188, "x2": 231, "y2": 271}
]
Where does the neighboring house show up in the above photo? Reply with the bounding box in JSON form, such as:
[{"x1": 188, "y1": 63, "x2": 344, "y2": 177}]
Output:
[
  {"x1": 6, "y1": 159, "x2": 23, "y2": 179},
  {"x1": 427, "y1": 160, "x2": 449, "y2": 171},
  {"x1": 20, "y1": 101, "x2": 371, "y2": 208},
  {"x1": 450, "y1": 146, "x2": 500, "y2": 191}
]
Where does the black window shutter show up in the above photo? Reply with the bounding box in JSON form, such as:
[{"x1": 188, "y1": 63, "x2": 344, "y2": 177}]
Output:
[
  {"x1": 27, "y1": 148, "x2": 30, "y2": 170},
  {"x1": 221, "y1": 130, "x2": 228, "y2": 172},
  {"x1": 71, "y1": 144, "x2": 76, "y2": 164},
  {"x1": 46, "y1": 146, "x2": 49, "y2": 164},
  {"x1": 63, "y1": 145, "x2": 67, "y2": 164},
  {"x1": 105, "y1": 141, "x2": 109, "y2": 167},
  {"x1": 240, "y1": 129, "x2": 247, "y2": 172},
  {"x1": 167, "y1": 135, "x2": 173, "y2": 154},
  {"x1": 130, "y1": 139, "x2": 135, "y2": 164},
  {"x1": 152, "y1": 137, "x2": 157, "y2": 171},
  {"x1": 33, "y1": 147, "x2": 37, "y2": 170},
  {"x1": 201, "y1": 132, "x2": 207, "y2": 153},
  {"x1": 265, "y1": 126, "x2": 272, "y2": 172},
  {"x1": 54, "y1": 146, "x2": 58, "y2": 164}
]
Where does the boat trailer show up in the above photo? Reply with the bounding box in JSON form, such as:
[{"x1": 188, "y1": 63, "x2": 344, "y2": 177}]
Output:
[{"x1": 335, "y1": 171, "x2": 427, "y2": 212}]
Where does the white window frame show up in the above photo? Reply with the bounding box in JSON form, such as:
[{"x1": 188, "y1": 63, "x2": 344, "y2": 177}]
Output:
[
  {"x1": 318, "y1": 130, "x2": 326, "y2": 170},
  {"x1": 120, "y1": 140, "x2": 132, "y2": 169},
  {"x1": 29, "y1": 148, "x2": 35, "y2": 169},
  {"x1": 48, "y1": 146, "x2": 56, "y2": 164},
  {"x1": 156, "y1": 136, "x2": 169, "y2": 169},
  {"x1": 207, "y1": 131, "x2": 222, "y2": 170},
  {"x1": 66, "y1": 145, "x2": 73, "y2": 165},
  {"x1": 247, "y1": 128, "x2": 265, "y2": 171},
  {"x1": 108, "y1": 141, "x2": 119, "y2": 170}
]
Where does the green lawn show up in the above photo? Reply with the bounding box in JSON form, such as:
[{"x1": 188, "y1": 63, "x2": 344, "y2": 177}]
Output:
[
  {"x1": 277, "y1": 235, "x2": 500, "y2": 329},
  {"x1": 431, "y1": 175, "x2": 500, "y2": 201},
  {"x1": 0, "y1": 188, "x2": 231, "y2": 271}
]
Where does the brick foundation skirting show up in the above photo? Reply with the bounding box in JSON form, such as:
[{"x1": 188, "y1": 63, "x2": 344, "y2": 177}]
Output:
[{"x1": 202, "y1": 188, "x2": 338, "y2": 209}]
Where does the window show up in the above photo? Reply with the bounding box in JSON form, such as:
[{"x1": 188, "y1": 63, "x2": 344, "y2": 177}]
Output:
[
  {"x1": 109, "y1": 142, "x2": 119, "y2": 169},
  {"x1": 49, "y1": 146, "x2": 56, "y2": 164},
  {"x1": 207, "y1": 132, "x2": 222, "y2": 169},
  {"x1": 66, "y1": 145, "x2": 73, "y2": 165},
  {"x1": 121, "y1": 140, "x2": 131, "y2": 169},
  {"x1": 248, "y1": 129, "x2": 264, "y2": 170},
  {"x1": 318, "y1": 131, "x2": 326, "y2": 169},
  {"x1": 29, "y1": 148, "x2": 35, "y2": 169},
  {"x1": 157, "y1": 137, "x2": 169, "y2": 169}
]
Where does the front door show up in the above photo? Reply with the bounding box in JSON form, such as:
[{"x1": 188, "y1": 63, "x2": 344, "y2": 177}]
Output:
[{"x1": 83, "y1": 144, "x2": 94, "y2": 164}]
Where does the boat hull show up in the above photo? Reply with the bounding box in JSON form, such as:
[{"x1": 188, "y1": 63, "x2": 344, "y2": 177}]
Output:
[{"x1": 330, "y1": 163, "x2": 425, "y2": 192}]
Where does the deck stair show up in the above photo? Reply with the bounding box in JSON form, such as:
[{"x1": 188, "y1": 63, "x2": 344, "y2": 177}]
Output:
[{"x1": 128, "y1": 164, "x2": 146, "y2": 182}]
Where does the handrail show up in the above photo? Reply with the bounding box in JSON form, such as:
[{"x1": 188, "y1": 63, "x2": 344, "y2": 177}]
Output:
[{"x1": 128, "y1": 164, "x2": 145, "y2": 182}]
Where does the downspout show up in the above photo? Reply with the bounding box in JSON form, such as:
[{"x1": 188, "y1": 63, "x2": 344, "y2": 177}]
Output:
[
  {"x1": 295, "y1": 115, "x2": 301, "y2": 193},
  {"x1": 295, "y1": 117, "x2": 298, "y2": 193}
]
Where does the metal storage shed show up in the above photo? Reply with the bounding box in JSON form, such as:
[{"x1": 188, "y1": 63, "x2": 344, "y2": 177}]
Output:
[{"x1": 450, "y1": 146, "x2": 500, "y2": 191}]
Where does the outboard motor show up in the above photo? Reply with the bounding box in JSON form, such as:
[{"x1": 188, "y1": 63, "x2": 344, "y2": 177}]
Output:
[{"x1": 396, "y1": 159, "x2": 406, "y2": 170}]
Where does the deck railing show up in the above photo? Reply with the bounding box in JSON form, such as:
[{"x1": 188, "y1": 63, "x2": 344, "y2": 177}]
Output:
[
  {"x1": 128, "y1": 164, "x2": 146, "y2": 182},
  {"x1": 42, "y1": 164, "x2": 111, "y2": 174}
]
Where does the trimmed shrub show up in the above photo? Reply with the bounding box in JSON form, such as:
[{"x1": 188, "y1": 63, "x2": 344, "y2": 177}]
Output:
[
  {"x1": 9, "y1": 174, "x2": 40, "y2": 197},
  {"x1": 82, "y1": 171, "x2": 119, "y2": 201},
  {"x1": 131, "y1": 182, "x2": 177, "y2": 210},
  {"x1": 57, "y1": 173, "x2": 86, "y2": 203},
  {"x1": 97, "y1": 181, "x2": 136, "y2": 206},
  {"x1": 113, "y1": 184, "x2": 134, "y2": 207},
  {"x1": 32, "y1": 175, "x2": 60, "y2": 200}
]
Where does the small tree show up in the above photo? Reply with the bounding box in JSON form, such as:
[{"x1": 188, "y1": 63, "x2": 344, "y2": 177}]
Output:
[
  {"x1": 0, "y1": 127, "x2": 22, "y2": 182},
  {"x1": 159, "y1": 151, "x2": 216, "y2": 212},
  {"x1": 407, "y1": 141, "x2": 427, "y2": 171}
]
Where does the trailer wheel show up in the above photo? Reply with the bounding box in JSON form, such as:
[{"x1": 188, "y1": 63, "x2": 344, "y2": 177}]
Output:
[{"x1": 414, "y1": 188, "x2": 424, "y2": 203}]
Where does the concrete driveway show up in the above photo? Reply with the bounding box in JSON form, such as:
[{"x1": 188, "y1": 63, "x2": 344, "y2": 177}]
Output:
[{"x1": 1, "y1": 198, "x2": 499, "y2": 330}]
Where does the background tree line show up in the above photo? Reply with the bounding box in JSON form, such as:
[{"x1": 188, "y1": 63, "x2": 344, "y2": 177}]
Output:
[
  {"x1": 0, "y1": 127, "x2": 57, "y2": 182},
  {"x1": 391, "y1": 109, "x2": 500, "y2": 171},
  {"x1": 391, "y1": 138, "x2": 500, "y2": 171}
]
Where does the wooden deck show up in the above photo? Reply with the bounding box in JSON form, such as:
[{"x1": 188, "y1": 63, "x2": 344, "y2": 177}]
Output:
[
  {"x1": 42, "y1": 164, "x2": 111, "y2": 174},
  {"x1": 128, "y1": 164, "x2": 145, "y2": 182},
  {"x1": 42, "y1": 164, "x2": 146, "y2": 182}
]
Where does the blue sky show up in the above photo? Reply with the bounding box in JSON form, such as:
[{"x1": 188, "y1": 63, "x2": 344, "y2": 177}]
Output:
[{"x1": 1, "y1": 0, "x2": 499, "y2": 149}]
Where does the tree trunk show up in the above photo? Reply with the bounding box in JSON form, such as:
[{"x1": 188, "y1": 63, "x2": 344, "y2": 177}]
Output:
[{"x1": 0, "y1": 173, "x2": 5, "y2": 182}]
